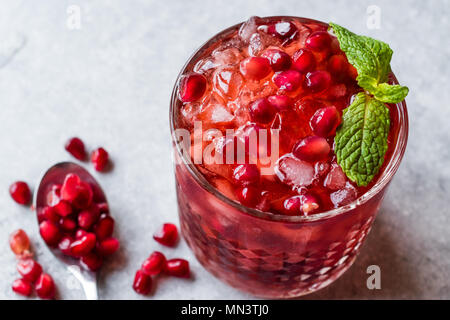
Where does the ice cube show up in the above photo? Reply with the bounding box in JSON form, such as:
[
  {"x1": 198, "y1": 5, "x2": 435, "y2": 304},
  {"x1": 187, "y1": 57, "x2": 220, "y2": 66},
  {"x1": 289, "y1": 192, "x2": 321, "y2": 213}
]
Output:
[
  {"x1": 194, "y1": 58, "x2": 218, "y2": 74},
  {"x1": 324, "y1": 163, "x2": 347, "y2": 190},
  {"x1": 198, "y1": 103, "x2": 234, "y2": 125},
  {"x1": 212, "y1": 47, "x2": 243, "y2": 66},
  {"x1": 213, "y1": 66, "x2": 244, "y2": 100},
  {"x1": 275, "y1": 154, "x2": 314, "y2": 189},
  {"x1": 248, "y1": 33, "x2": 264, "y2": 56},
  {"x1": 330, "y1": 182, "x2": 357, "y2": 207},
  {"x1": 238, "y1": 16, "x2": 260, "y2": 43}
]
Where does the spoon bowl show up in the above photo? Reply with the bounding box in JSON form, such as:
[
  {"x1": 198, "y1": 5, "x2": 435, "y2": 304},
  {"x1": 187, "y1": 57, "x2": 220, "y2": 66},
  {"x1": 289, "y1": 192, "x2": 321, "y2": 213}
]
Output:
[{"x1": 34, "y1": 161, "x2": 102, "y2": 300}]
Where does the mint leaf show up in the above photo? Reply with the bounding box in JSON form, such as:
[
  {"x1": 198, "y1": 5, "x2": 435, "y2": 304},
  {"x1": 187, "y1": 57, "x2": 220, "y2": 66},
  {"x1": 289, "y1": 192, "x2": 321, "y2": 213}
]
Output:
[
  {"x1": 372, "y1": 83, "x2": 409, "y2": 103},
  {"x1": 329, "y1": 23, "x2": 392, "y2": 87},
  {"x1": 334, "y1": 92, "x2": 390, "y2": 187}
]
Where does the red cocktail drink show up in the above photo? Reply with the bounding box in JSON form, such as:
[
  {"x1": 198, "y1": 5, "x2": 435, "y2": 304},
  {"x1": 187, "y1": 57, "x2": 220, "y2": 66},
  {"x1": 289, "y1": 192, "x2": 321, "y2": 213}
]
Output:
[{"x1": 170, "y1": 16, "x2": 408, "y2": 298}]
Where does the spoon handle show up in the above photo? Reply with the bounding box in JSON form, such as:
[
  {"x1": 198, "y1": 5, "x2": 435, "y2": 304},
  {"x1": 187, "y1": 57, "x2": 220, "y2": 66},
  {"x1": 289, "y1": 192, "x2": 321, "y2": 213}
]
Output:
[{"x1": 68, "y1": 265, "x2": 98, "y2": 300}]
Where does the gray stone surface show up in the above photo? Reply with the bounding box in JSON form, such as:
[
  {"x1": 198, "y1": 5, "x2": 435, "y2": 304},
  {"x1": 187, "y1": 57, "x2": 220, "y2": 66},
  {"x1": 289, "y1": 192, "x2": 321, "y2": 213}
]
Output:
[{"x1": 0, "y1": 0, "x2": 449, "y2": 299}]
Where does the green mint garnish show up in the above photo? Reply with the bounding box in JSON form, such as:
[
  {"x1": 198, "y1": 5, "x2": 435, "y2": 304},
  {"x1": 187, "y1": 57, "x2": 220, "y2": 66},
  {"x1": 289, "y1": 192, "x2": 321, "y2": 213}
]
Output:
[
  {"x1": 329, "y1": 22, "x2": 408, "y2": 186},
  {"x1": 329, "y1": 22, "x2": 408, "y2": 103},
  {"x1": 334, "y1": 92, "x2": 390, "y2": 187}
]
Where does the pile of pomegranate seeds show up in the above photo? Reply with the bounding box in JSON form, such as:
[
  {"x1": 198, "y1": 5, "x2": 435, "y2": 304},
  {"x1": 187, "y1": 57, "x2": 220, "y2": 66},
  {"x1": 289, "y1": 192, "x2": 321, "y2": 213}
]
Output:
[
  {"x1": 38, "y1": 173, "x2": 119, "y2": 270},
  {"x1": 133, "y1": 223, "x2": 190, "y2": 296},
  {"x1": 176, "y1": 16, "x2": 369, "y2": 215},
  {"x1": 10, "y1": 229, "x2": 56, "y2": 299},
  {"x1": 65, "y1": 137, "x2": 110, "y2": 172}
]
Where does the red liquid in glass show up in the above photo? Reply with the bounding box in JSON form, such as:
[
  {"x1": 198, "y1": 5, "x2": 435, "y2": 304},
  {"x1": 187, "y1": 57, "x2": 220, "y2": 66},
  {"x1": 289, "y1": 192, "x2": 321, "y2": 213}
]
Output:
[{"x1": 171, "y1": 16, "x2": 407, "y2": 297}]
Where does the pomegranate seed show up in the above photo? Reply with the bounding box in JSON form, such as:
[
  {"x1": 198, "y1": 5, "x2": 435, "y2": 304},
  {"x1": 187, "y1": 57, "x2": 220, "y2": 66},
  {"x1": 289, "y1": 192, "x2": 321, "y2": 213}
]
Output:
[
  {"x1": 153, "y1": 223, "x2": 178, "y2": 247},
  {"x1": 39, "y1": 221, "x2": 62, "y2": 246},
  {"x1": 293, "y1": 136, "x2": 331, "y2": 162},
  {"x1": 9, "y1": 229, "x2": 32, "y2": 258},
  {"x1": 273, "y1": 70, "x2": 302, "y2": 91},
  {"x1": 305, "y1": 31, "x2": 331, "y2": 51},
  {"x1": 232, "y1": 164, "x2": 260, "y2": 186},
  {"x1": 61, "y1": 174, "x2": 93, "y2": 209},
  {"x1": 58, "y1": 236, "x2": 74, "y2": 255},
  {"x1": 348, "y1": 64, "x2": 358, "y2": 80},
  {"x1": 141, "y1": 251, "x2": 167, "y2": 276},
  {"x1": 80, "y1": 253, "x2": 103, "y2": 271},
  {"x1": 292, "y1": 49, "x2": 316, "y2": 73},
  {"x1": 236, "y1": 186, "x2": 260, "y2": 207},
  {"x1": 41, "y1": 206, "x2": 60, "y2": 223},
  {"x1": 53, "y1": 200, "x2": 73, "y2": 217},
  {"x1": 75, "y1": 229, "x2": 88, "y2": 239},
  {"x1": 179, "y1": 72, "x2": 207, "y2": 102},
  {"x1": 9, "y1": 181, "x2": 31, "y2": 205},
  {"x1": 265, "y1": 21, "x2": 297, "y2": 41},
  {"x1": 94, "y1": 214, "x2": 114, "y2": 240},
  {"x1": 328, "y1": 84, "x2": 347, "y2": 100},
  {"x1": 59, "y1": 217, "x2": 77, "y2": 232},
  {"x1": 17, "y1": 259, "x2": 43, "y2": 283},
  {"x1": 96, "y1": 202, "x2": 109, "y2": 214},
  {"x1": 165, "y1": 259, "x2": 190, "y2": 278},
  {"x1": 328, "y1": 54, "x2": 349, "y2": 76},
  {"x1": 35, "y1": 273, "x2": 55, "y2": 299},
  {"x1": 12, "y1": 278, "x2": 33, "y2": 297},
  {"x1": 310, "y1": 106, "x2": 341, "y2": 137},
  {"x1": 46, "y1": 184, "x2": 62, "y2": 207},
  {"x1": 283, "y1": 196, "x2": 302, "y2": 215},
  {"x1": 78, "y1": 209, "x2": 98, "y2": 230},
  {"x1": 239, "y1": 57, "x2": 271, "y2": 80},
  {"x1": 65, "y1": 137, "x2": 86, "y2": 160},
  {"x1": 70, "y1": 232, "x2": 96, "y2": 256},
  {"x1": 133, "y1": 270, "x2": 152, "y2": 295},
  {"x1": 304, "y1": 70, "x2": 332, "y2": 93},
  {"x1": 91, "y1": 147, "x2": 109, "y2": 172},
  {"x1": 249, "y1": 98, "x2": 276, "y2": 124},
  {"x1": 301, "y1": 194, "x2": 320, "y2": 215},
  {"x1": 267, "y1": 95, "x2": 292, "y2": 111},
  {"x1": 261, "y1": 49, "x2": 291, "y2": 71},
  {"x1": 96, "y1": 237, "x2": 120, "y2": 256}
]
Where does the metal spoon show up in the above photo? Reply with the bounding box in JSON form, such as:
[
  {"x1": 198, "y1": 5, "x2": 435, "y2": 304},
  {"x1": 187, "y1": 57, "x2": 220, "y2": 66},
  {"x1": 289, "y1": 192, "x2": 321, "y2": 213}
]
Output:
[{"x1": 34, "y1": 161, "x2": 105, "y2": 300}]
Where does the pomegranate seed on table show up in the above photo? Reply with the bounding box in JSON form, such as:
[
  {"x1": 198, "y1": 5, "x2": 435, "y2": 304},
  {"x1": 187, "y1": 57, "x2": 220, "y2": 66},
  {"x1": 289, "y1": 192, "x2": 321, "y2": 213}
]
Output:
[
  {"x1": 91, "y1": 147, "x2": 109, "y2": 172},
  {"x1": 141, "y1": 251, "x2": 167, "y2": 276},
  {"x1": 35, "y1": 273, "x2": 55, "y2": 299},
  {"x1": 9, "y1": 229, "x2": 32, "y2": 258},
  {"x1": 96, "y1": 237, "x2": 120, "y2": 256},
  {"x1": 249, "y1": 98, "x2": 277, "y2": 124},
  {"x1": 310, "y1": 106, "x2": 341, "y2": 137},
  {"x1": 94, "y1": 214, "x2": 115, "y2": 240},
  {"x1": 80, "y1": 253, "x2": 103, "y2": 271},
  {"x1": 12, "y1": 279, "x2": 33, "y2": 297},
  {"x1": 236, "y1": 186, "x2": 260, "y2": 207},
  {"x1": 70, "y1": 232, "x2": 96, "y2": 256},
  {"x1": 304, "y1": 70, "x2": 332, "y2": 93},
  {"x1": 133, "y1": 270, "x2": 152, "y2": 295},
  {"x1": 239, "y1": 57, "x2": 271, "y2": 80},
  {"x1": 293, "y1": 136, "x2": 331, "y2": 162},
  {"x1": 292, "y1": 49, "x2": 316, "y2": 73},
  {"x1": 17, "y1": 259, "x2": 43, "y2": 283},
  {"x1": 39, "y1": 221, "x2": 62, "y2": 246},
  {"x1": 232, "y1": 164, "x2": 260, "y2": 186},
  {"x1": 273, "y1": 70, "x2": 302, "y2": 92},
  {"x1": 65, "y1": 137, "x2": 86, "y2": 161},
  {"x1": 267, "y1": 94, "x2": 293, "y2": 111},
  {"x1": 179, "y1": 72, "x2": 207, "y2": 102},
  {"x1": 165, "y1": 259, "x2": 190, "y2": 278},
  {"x1": 305, "y1": 31, "x2": 332, "y2": 51},
  {"x1": 9, "y1": 181, "x2": 31, "y2": 205},
  {"x1": 261, "y1": 49, "x2": 291, "y2": 71},
  {"x1": 153, "y1": 223, "x2": 179, "y2": 247}
]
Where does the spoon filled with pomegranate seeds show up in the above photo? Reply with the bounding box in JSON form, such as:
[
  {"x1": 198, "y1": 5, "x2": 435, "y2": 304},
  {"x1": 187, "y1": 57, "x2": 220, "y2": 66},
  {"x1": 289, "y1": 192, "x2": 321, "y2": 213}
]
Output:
[{"x1": 34, "y1": 162, "x2": 119, "y2": 300}]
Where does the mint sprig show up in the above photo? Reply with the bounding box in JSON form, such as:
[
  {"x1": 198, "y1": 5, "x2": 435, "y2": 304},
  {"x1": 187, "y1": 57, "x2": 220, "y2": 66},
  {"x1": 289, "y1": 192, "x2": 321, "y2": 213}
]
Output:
[
  {"x1": 335, "y1": 93, "x2": 390, "y2": 187},
  {"x1": 329, "y1": 23, "x2": 408, "y2": 186}
]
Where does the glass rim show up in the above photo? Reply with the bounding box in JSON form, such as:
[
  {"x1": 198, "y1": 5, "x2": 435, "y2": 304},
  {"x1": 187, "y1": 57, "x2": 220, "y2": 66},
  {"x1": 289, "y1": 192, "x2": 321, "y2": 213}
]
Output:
[{"x1": 169, "y1": 16, "x2": 409, "y2": 223}]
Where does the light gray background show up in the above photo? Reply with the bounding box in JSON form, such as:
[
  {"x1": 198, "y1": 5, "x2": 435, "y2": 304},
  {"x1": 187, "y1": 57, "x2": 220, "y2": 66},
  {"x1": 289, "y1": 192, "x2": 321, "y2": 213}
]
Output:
[{"x1": 0, "y1": 0, "x2": 449, "y2": 299}]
